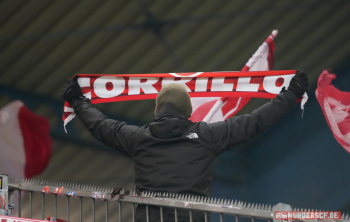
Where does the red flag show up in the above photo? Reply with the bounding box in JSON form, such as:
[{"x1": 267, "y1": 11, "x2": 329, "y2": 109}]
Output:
[
  {"x1": 316, "y1": 70, "x2": 350, "y2": 153},
  {"x1": 0, "y1": 101, "x2": 52, "y2": 178},
  {"x1": 189, "y1": 30, "x2": 277, "y2": 123}
]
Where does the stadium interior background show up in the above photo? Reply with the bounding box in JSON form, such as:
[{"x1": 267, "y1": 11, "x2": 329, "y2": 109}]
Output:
[{"x1": 1, "y1": 0, "x2": 350, "y2": 221}]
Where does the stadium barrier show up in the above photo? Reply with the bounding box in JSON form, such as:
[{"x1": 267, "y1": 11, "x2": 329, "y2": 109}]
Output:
[{"x1": 0, "y1": 174, "x2": 349, "y2": 222}]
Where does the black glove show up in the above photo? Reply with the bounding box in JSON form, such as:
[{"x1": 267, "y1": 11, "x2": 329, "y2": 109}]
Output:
[
  {"x1": 288, "y1": 70, "x2": 309, "y2": 98},
  {"x1": 62, "y1": 76, "x2": 84, "y2": 104}
]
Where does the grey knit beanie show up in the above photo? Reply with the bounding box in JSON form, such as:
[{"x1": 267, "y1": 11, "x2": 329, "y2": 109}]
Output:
[{"x1": 155, "y1": 83, "x2": 192, "y2": 117}]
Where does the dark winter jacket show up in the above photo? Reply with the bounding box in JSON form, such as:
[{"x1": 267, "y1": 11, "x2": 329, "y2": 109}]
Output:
[{"x1": 71, "y1": 90, "x2": 297, "y2": 198}]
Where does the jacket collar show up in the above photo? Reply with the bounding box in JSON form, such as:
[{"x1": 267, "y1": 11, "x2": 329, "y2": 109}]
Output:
[
  {"x1": 150, "y1": 103, "x2": 192, "y2": 139},
  {"x1": 154, "y1": 102, "x2": 188, "y2": 121}
]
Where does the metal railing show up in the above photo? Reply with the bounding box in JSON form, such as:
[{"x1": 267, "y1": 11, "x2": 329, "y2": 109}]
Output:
[{"x1": 1, "y1": 174, "x2": 349, "y2": 222}]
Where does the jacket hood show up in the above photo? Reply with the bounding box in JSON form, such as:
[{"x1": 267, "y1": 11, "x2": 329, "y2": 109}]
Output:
[{"x1": 149, "y1": 103, "x2": 192, "y2": 139}]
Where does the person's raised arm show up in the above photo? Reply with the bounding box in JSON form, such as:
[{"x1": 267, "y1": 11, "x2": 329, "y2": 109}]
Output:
[
  {"x1": 208, "y1": 71, "x2": 309, "y2": 155},
  {"x1": 62, "y1": 77, "x2": 138, "y2": 157}
]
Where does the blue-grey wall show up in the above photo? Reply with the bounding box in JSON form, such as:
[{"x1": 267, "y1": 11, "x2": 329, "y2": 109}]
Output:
[{"x1": 212, "y1": 58, "x2": 350, "y2": 218}]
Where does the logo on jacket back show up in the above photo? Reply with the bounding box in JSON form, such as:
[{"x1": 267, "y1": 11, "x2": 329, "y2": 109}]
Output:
[{"x1": 186, "y1": 133, "x2": 198, "y2": 139}]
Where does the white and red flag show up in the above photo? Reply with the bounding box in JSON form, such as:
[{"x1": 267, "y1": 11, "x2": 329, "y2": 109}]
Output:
[
  {"x1": 190, "y1": 30, "x2": 277, "y2": 123},
  {"x1": 316, "y1": 69, "x2": 350, "y2": 153},
  {"x1": 0, "y1": 101, "x2": 52, "y2": 178}
]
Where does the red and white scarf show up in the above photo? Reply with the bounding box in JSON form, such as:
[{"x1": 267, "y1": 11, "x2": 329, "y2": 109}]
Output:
[{"x1": 63, "y1": 70, "x2": 306, "y2": 130}]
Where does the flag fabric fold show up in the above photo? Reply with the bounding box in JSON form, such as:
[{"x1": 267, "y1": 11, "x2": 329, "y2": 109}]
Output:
[
  {"x1": 63, "y1": 70, "x2": 299, "y2": 129},
  {"x1": 0, "y1": 100, "x2": 52, "y2": 178},
  {"x1": 316, "y1": 69, "x2": 350, "y2": 153}
]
